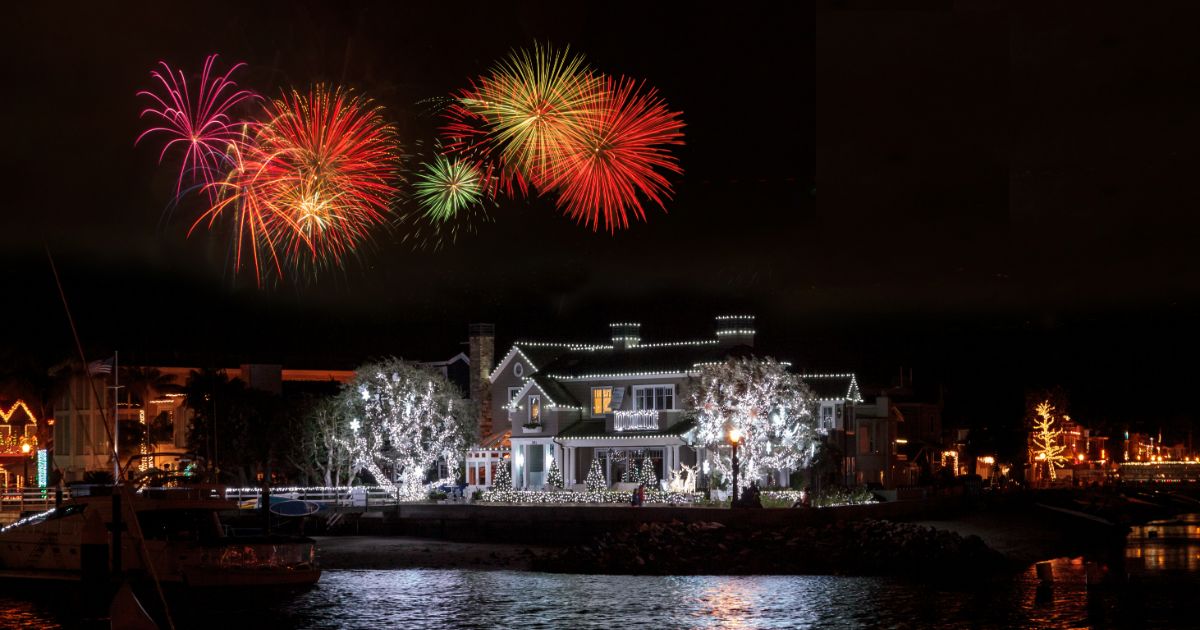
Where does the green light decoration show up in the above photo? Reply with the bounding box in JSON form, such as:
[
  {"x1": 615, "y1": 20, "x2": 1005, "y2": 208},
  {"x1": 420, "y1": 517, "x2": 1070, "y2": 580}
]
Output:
[
  {"x1": 414, "y1": 155, "x2": 485, "y2": 222},
  {"x1": 36, "y1": 449, "x2": 47, "y2": 488}
]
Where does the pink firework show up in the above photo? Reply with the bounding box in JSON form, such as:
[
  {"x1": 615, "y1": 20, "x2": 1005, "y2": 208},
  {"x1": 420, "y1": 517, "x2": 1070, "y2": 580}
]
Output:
[
  {"x1": 137, "y1": 54, "x2": 260, "y2": 200},
  {"x1": 542, "y1": 76, "x2": 684, "y2": 231}
]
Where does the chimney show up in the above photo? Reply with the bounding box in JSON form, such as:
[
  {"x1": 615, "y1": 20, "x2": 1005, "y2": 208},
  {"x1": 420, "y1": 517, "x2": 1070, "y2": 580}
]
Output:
[
  {"x1": 468, "y1": 323, "x2": 495, "y2": 438},
  {"x1": 610, "y1": 322, "x2": 641, "y2": 351},
  {"x1": 714, "y1": 315, "x2": 756, "y2": 348}
]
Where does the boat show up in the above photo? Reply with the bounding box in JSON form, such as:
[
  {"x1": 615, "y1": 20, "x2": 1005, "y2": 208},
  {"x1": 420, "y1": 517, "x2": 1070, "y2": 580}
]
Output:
[{"x1": 0, "y1": 483, "x2": 320, "y2": 587}]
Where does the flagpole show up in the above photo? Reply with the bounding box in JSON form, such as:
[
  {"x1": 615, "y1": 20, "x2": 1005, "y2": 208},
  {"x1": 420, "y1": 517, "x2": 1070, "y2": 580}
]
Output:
[{"x1": 113, "y1": 351, "x2": 119, "y2": 484}]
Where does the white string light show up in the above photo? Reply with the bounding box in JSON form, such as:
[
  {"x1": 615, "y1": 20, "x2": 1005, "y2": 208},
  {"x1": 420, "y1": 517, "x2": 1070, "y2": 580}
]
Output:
[{"x1": 478, "y1": 489, "x2": 698, "y2": 505}]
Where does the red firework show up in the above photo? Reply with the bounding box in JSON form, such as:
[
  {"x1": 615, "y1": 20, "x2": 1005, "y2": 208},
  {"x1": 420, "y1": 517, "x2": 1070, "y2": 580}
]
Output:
[
  {"x1": 193, "y1": 86, "x2": 400, "y2": 284},
  {"x1": 542, "y1": 76, "x2": 685, "y2": 231},
  {"x1": 136, "y1": 55, "x2": 259, "y2": 199},
  {"x1": 260, "y1": 86, "x2": 401, "y2": 267}
]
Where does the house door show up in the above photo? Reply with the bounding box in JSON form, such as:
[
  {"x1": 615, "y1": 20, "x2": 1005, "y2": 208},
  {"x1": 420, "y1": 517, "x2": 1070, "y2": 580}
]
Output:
[{"x1": 527, "y1": 444, "x2": 545, "y2": 488}]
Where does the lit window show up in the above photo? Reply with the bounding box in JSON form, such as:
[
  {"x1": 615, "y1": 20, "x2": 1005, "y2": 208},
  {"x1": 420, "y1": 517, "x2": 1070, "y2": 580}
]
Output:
[
  {"x1": 592, "y1": 387, "x2": 613, "y2": 416},
  {"x1": 529, "y1": 395, "x2": 541, "y2": 424},
  {"x1": 821, "y1": 406, "x2": 835, "y2": 429}
]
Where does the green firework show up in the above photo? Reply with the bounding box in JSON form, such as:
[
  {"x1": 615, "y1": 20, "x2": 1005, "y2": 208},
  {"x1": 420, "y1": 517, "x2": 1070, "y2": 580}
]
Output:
[{"x1": 413, "y1": 155, "x2": 485, "y2": 221}]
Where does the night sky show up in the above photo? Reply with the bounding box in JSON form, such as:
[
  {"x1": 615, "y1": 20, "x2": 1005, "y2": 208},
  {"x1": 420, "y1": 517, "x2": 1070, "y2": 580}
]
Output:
[{"x1": 2, "y1": 2, "x2": 1196, "y2": 444}]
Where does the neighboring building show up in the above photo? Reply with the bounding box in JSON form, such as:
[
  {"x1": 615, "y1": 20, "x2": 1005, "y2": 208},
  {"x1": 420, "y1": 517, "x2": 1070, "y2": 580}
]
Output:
[
  {"x1": 484, "y1": 316, "x2": 863, "y2": 490},
  {"x1": 850, "y1": 395, "x2": 901, "y2": 487},
  {"x1": 52, "y1": 364, "x2": 355, "y2": 482},
  {"x1": 0, "y1": 400, "x2": 44, "y2": 488}
]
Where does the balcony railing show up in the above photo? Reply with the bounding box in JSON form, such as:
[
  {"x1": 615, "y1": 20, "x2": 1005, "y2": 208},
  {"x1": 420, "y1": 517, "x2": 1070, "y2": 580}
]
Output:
[{"x1": 613, "y1": 410, "x2": 660, "y2": 432}]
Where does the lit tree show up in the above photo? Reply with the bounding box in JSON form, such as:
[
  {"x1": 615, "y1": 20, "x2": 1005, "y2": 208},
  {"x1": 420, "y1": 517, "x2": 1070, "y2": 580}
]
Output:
[
  {"x1": 492, "y1": 459, "x2": 512, "y2": 489},
  {"x1": 621, "y1": 454, "x2": 637, "y2": 483},
  {"x1": 690, "y1": 357, "x2": 821, "y2": 490},
  {"x1": 585, "y1": 457, "x2": 607, "y2": 491},
  {"x1": 338, "y1": 358, "x2": 476, "y2": 501},
  {"x1": 638, "y1": 455, "x2": 658, "y2": 488},
  {"x1": 1030, "y1": 401, "x2": 1068, "y2": 481},
  {"x1": 286, "y1": 397, "x2": 353, "y2": 487},
  {"x1": 546, "y1": 456, "x2": 564, "y2": 489}
]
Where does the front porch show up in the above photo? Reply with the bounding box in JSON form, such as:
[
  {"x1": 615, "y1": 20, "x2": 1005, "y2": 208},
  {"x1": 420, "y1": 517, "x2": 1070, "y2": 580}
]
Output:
[{"x1": 509, "y1": 435, "x2": 698, "y2": 491}]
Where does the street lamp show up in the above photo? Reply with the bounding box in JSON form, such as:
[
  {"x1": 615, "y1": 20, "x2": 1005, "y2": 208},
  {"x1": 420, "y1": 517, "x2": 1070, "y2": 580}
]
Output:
[
  {"x1": 20, "y1": 442, "x2": 31, "y2": 489},
  {"x1": 729, "y1": 428, "x2": 742, "y2": 506}
]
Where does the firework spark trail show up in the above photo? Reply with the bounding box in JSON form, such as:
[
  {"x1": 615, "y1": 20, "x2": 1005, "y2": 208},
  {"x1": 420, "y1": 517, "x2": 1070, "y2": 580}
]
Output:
[
  {"x1": 136, "y1": 55, "x2": 259, "y2": 200},
  {"x1": 542, "y1": 75, "x2": 685, "y2": 231},
  {"x1": 191, "y1": 125, "x2": 297, "y2": 286}
]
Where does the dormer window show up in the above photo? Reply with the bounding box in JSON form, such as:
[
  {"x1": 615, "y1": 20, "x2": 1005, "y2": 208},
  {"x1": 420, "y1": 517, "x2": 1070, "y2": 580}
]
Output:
[{"x1": 528, "y1": 395, "x2": 541, "y2": 424}]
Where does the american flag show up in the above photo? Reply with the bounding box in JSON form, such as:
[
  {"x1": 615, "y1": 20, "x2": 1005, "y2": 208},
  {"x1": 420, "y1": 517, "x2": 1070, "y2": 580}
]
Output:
[{"x1": 87, "y1": 357, "x2": 114, "y2": 375}]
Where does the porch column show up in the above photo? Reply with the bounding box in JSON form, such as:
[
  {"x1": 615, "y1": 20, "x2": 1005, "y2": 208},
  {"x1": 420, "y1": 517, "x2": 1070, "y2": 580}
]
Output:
[{"x1": 565, "y1": 447, "x2": 575, "y2": 485}]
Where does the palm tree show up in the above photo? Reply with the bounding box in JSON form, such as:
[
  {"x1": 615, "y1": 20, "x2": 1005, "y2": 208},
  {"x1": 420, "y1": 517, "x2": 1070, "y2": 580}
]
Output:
[
  {"x1": 118, "y1": 366, "x2": 177, "y2": 470},
  {"x1": 120, "y1": 366, "x2": 176, "y2": 407}
]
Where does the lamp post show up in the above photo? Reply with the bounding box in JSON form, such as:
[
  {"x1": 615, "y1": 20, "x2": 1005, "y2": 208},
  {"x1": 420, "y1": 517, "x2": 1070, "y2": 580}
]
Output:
[
  {"x1": 729, "y1": 428, "x2": 742, "y2": 506},
  {"x1": 21, "y1": 442, "x2": 31, "y2": 489}
]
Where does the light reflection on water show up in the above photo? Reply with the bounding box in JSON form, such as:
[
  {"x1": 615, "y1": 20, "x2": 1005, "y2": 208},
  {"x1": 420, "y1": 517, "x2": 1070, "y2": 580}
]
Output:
[{"x1": 5, "y1": 515, "x2": 1200, "y2": 629}]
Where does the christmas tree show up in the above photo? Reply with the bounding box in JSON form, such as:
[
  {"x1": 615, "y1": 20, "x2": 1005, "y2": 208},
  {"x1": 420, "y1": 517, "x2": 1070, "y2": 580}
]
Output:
[
  {"x1": 585, "y1": 457, "x2": 607, "y2": 492},
  {"x1": 639, "y1": 456, "x2": 658, "y2": 489},
  {"x1": 547, "y1": 456, "x2": 564, "y2": 489},
  {"x1": 621, "y1": 454, "x2": 637, "y2": 483},
  {"x1": 492, "y1": 460, "x2": 512, "y2": 489}
]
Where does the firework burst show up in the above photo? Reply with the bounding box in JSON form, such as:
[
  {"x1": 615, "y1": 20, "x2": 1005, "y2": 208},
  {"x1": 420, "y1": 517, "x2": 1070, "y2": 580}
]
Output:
[
  {"x1": 255, "y1": 85, "x2": 402, "y2": 271},
  {"x1": 444, "y1": 43, "x2": 601, "y2": 190},
  {"x1": 136, "y1": 55, "x2": 259, "y2": 199},
  {"x1": 542, "y1": 75, "x2": 684, "y2": 231},
  {"x1": 193, "y1": 86, "x2": 401, "y2": 283},
  {"x1": 413, "y1": 155, "x2": 486, "y2": 222}
]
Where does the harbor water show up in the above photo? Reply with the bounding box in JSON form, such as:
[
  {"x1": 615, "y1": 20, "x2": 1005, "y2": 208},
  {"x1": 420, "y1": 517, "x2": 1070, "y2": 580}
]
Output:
[{"x1": 3, "y1": 515, "x2": 1199, "y2": 628}]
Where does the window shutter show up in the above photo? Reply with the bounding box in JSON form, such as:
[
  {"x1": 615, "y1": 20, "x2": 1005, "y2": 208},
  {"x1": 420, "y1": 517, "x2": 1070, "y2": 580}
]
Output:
[{"x1": 610, "y1": 387, "x2": 625, "y2": 411}]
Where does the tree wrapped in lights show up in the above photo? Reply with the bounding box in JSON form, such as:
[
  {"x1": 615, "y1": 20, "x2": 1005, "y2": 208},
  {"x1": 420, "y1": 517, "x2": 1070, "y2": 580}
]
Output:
[
  {"x1": 690, "y1": 357, "x2": 821, "y2": 490},
  {"x1": 638, "y1": 455, "x2": 658, "y2": 489},
  {"x1": 585, "y1": 457, "x2": 607, "y2": 492},
  {"x1": 546, "y1": 456, "x2": 564, "y2": 489},
  {"x1": 621, "y1": 454, "x2": 637, "y2": 483},
  {"x1": 338, "y1": 358, "x2": 476, "y2": 501},
  {"x1": 1030, "y1": 401, "x2": 1068, "y2": 481},
  {"x1": 492, "y1": 459, "x2": 512, "y2": 489}
]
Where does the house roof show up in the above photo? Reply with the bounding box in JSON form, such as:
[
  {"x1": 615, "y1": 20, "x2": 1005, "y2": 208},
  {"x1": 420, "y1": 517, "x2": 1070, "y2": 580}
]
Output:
[
  {"x1": 0, "y1": 400, "x2": 37, "y2": 425},
  {"x1": 510, "y1": 343, "x2": 575, "y2": 369},
  {"x1": 558, "y1": 417, "x2": 697, "y2": 440},
  {"x1": 534, "y1": 343, "x2": 757, "y2": 379},
  {"x1": 529, "y1": 374, "x2": 581, "y2": 408},
  {"x1": 478, "y1": 430, "x2": 511, "y2": 450},
  {"x1": 800, "y1": 373, "x2": 863, "y2": 402}
]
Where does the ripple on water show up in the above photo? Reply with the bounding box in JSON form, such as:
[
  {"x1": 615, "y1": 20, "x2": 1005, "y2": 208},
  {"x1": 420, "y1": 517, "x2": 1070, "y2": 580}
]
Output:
[{"x1": 4, "y1": 559, "x2": 1200, "y2": 629}]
